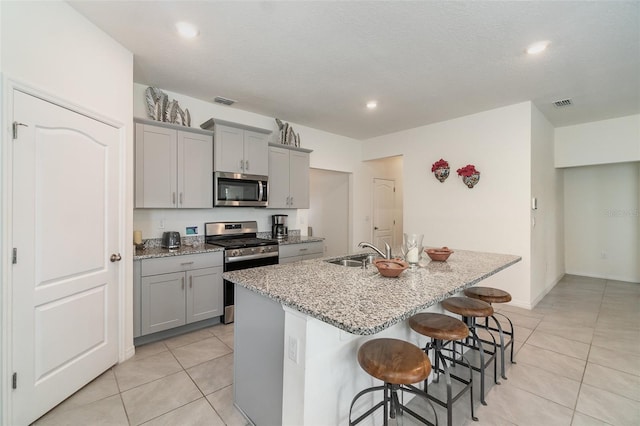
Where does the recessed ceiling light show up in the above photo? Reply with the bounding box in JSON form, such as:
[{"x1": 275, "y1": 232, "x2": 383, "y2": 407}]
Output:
[
  {"x1": 526, "y1": 41, "x2": 550, "y2": 55},
  {"x1": 175, "y1": 21, "x2": 199, "y2": 39},
  {"x1": 366, "y1": 101, "x2": 378, "y2": 109}
]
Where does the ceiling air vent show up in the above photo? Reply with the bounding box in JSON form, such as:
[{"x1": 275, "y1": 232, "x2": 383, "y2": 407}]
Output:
[
  {"x1": 553, "y1": 99, "x2": 572, "y2": 108},
  {"x1": 214, "y1": 96, "x2": 237, "y2": 106}
]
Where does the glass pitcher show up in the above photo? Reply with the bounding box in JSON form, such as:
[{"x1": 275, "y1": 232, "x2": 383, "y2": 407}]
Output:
[{"x1": 402, "y1": 233, "x2": 424, "y2": 267}]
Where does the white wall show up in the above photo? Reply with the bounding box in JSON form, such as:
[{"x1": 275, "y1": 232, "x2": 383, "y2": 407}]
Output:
[
  {"x1": 132, "y1": 83, "x2": 367, "y2": 244},
  {"x1": 564, "y1": 163, "x2": 640, "y2": 282},
  {"x1": 363, "y1": 103, "x2": 533, "y2": 307},
  {"x1": 0, "y1": 0, "x2": 134, "y2": 421},
  {"x1": 555, "y1": 114, "x2": 640, "y2": 167},
  {"x1": 530, "y1": 105, "x2": 564, "y2": 305},
  {"x1": 308, "y1": 169, "x2": 349, "y2": 257}
]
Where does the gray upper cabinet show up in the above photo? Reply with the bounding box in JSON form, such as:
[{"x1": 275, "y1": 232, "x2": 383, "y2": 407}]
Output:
[
  {"x1": 135, "y1": 119, "x2": 213, "y2": 208},
  {"x1": 201, "y1": 119, "x2": 271, "y2": 176},
  {"x1": 268, "y1": 144, "x2": 312, "y2": 209}
]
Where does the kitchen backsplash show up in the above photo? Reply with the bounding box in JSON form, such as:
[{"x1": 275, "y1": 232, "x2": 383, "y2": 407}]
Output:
[{"x1": 133, "y1": 208, "x2": 308, "y2": 240}]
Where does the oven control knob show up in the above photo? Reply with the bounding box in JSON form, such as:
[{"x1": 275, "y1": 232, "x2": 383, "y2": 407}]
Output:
[{"x1": 230, "y1": 249, "x2": 241, "y2": 258}]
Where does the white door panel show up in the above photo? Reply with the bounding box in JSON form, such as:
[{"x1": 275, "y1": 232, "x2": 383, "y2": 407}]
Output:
[
  {"x1": 373, "y1": 178, "x2": 395, "y2": 250},
  {"x1": 11, "y1": 90, "x2": 120, "y2": 425}
]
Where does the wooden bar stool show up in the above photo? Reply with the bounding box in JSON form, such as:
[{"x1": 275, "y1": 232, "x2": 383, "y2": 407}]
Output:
[
  {"x1": 409, "y1": 313, "x2": 478, "y2": 426},
  {"x1": 464, "y1": 287, "x2": 516, "y2": 380},
  {"x1": 349, "y1": 338, "x2": 439, "y2": 426},
  {"x1": 441, "y1": 297, "x2": 498, "y2": 405}
]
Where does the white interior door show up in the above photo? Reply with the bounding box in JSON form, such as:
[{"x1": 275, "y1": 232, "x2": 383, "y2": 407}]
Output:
[
  {"x1": 373, "y1": 178, "x2": 395, "y2": 250},
  {"x1": 11, "y1": 90, "x2": 120, "y2": 425}
]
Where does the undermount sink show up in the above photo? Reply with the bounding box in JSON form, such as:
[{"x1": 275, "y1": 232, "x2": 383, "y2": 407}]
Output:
[{"x1": 327, "y1": 253, "x2": 377, "y2": 267}]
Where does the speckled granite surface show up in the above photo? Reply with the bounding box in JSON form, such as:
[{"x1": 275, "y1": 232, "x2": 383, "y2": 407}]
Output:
[
  {"x1": 134, "y1": 234, "x2": 323, "y2": 260},
  {"x1": 133, "y1": 240, "x2": 223, "y2": 260},
  {"x1": 223, "y1": 250, "x2": 521, "y2": 335},
  {"x1": 274, "y1": 235, "x2": 325, "y2": 245}
]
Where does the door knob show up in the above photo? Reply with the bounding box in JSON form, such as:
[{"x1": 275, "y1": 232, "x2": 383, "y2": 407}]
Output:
[
  {"x1": 110, "y1": 253, "x2": 122, "y2": 262},
  {"x1": 374, "y1": 227, "x2": 379, "y2": 230}
]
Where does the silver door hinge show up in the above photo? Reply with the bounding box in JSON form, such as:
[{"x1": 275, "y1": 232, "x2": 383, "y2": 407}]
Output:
[
  {"x1": 12, "y1": 372, "x2": 17, "y2": 389},
  {"x1": 12, "y1": 248, "x2": 17, "y2": 264},
  {"x1": 12, "y1": 122, "x2": 28, "y2": 139}
]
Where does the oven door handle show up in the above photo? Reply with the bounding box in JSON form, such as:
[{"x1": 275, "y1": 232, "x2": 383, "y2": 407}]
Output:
[{"x1": 225, "y1": 251, "x2": 279, "y2": 263}]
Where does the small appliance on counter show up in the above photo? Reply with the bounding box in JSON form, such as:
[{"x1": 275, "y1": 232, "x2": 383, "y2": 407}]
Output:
[
  {"x1": 161, "y1": 231, "x2": 181, "y2": 249},
  {"x1": 271, "y1": 214, "x2": 288, "y2": 240}
]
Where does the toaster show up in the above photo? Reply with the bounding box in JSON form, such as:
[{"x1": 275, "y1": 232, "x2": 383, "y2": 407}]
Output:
[{"x1": 161, "y1": 231, "x2": 181, "y2": 249}]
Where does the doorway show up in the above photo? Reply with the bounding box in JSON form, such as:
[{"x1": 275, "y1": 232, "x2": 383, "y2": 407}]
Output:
[
  {"x1": 9, "y1": 89, "x2": 122, "y2": 425},
  {"x1": 309, "y1": 169, "x2": 350, "y2": 257}
]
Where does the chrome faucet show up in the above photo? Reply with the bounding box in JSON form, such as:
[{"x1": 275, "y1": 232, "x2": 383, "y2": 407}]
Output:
[{"x1": 358, "y1": 241, "x2": 392, "y2": 259}]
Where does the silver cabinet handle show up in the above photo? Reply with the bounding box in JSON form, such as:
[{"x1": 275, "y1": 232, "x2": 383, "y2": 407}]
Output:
[
  {"x1": 290, "y1": 196, "x2": 294, "y2": 206},
  {"x1": 286, "y1": 196, "x2": 290, "y2": 206},
  {"x1": 179, "y1": 192, "x2": 183, "y2": 205},
  {"x1": 299, "y1": 248, "x2": 308, "y2": 252},
  {"x1": 258, "y1": 181, "x2": 264, "y2": 203},
  {"x1": 181, "y1": 277, "x2": 185, "y2": 290},
  {"x1": 172, "y1": 192, "x2": 176, "y2": 205},
  {"x1": 110, "y1": 253, "x2": 122, "y2": 262},
  {"x1": 180, "y1": 261, "x2": 194, "y2": 266},
  {"x1": 245, "y1": 160, "x2": 249, "y2": 170},
  {"x1": 189, "y1": 276, "x2": 193, "y2": 288},
  {"x1": 240, "y1": 159, "x2": 244, "y2": 171}
]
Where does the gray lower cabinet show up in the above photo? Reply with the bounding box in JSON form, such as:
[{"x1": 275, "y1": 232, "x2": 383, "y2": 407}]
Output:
[
  {"x1": 279, "y1": 241, "x2": 324, "y2": 264},
  {"x1": 134, "y1": 251, "x2": 223, "y2": 337}
]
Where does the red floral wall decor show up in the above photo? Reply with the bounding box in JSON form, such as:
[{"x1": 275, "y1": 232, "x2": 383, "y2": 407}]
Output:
[
  {"x1": 456, "y1": 164, "x2": 480, "y2": 188},
  {"x1": 431, "y1": 158, "x2": 450, "y2": 183}
]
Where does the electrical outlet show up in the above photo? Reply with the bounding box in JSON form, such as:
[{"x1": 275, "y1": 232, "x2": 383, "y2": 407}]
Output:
[
  {"x1": 159, "y1": 219, "x2": 165, "y2": 229},
  {"x1": 288, "y1": 336, "x2": 298, "y2": 363}
]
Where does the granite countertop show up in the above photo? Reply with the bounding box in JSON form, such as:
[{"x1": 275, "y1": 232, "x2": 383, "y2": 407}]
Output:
[
  {"x1": 223, "y1": 250, "x2": 521, "y2": 335},
  {"x1": 276, "y1": 235, "x2": 324, "y2": 245},
  {"x1": 133, "y1": 243, "x2": 223, "y2": 260},
  {"x1": 133, "y1": 234, "x2": 324, "y2": 260}
]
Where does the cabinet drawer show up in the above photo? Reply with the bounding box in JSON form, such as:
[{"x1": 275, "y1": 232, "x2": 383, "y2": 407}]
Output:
[
  {"x1": 141, "y1": 252, "x2": 223, "y2": 276},
  {"x1": 279, "y1": 242, "x2": 324, "y2": 259}
]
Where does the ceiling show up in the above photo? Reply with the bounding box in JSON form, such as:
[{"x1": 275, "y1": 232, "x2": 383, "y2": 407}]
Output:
[{"x1": 69, "y1": 1, "x2": 640, "y2": 140}]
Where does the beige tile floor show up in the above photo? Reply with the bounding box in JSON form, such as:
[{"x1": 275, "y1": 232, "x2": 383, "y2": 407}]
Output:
[{"x1": 33, "y1": 275, "x2": 639, "y2": 425}]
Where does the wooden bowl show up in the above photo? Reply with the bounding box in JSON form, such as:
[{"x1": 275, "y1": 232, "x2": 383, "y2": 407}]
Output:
[
  {"x1": 425, "y1": 247, "x2": 454, "y2": 262},
  {"x1": 373, "y1": 258, "x2": 409, "y2": 277}
]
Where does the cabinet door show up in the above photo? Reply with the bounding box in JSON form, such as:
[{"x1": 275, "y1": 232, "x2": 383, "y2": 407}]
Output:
[
  {"x1": 215, "y1": 125, "x2": 244, "y2": 173},
  {"x1": 268, "y1": 146, "x2": 290, "y2": 208},
  {"x1": 289, "y1": 150, "x2": 310, "y2": 208},
  {"x1": 279, "y1": 255, "x2": 302, "y2": 264},
  {"x1": 186, "y1": 266, "x2": 223, "y2": 324},
  {"x1": 135, "y1": 123, "x2": 178, "y2": 208},
  {"x1": 141, "y1": 272, "x2": 186, "y2": 335},
  {"x1": 178, "y1": 131, "x2": 213, "y2": 208},
  {"x1": 243, "y1": 131, "x2": 269, "y2": 176}
]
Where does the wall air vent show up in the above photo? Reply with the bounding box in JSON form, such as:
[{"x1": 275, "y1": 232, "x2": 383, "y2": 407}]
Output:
[
  {"x1": 553, "y1": 99, "x2": 572, "y2": 108},
  {"x1": 214, "y1": 96, "x2": 237, "y2": 106}
]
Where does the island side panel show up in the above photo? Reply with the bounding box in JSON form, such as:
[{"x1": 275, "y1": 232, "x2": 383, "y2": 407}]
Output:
[
  {"x1": 234, "y1": 285, "x2": 285, "y2": 425},
  {"x1": 282, "y1": 306, "x2": 441, "y2": 426}
]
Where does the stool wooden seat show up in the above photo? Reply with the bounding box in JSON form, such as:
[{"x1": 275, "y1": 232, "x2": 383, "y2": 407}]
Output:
[
  {"x1": 464, "y1": 287, "x2": 516, "y2": 380},
  {"x1": 409, "y1": 313, "x2": 477, "y2": 426},
  {"x1": 442, "y1": 297, "x2": 498, "y2": 405},
  {"x1": 442, "y1": 296, "x2": 494, "y2": 318},
  {"x1": 464, "y1": 287, "x2": 512, "y2": 304},
  {"x1": 358, "y1": 338, "x2": 432, "y2": 385},
  {"x1": 409, "y1": 313, "x2": 469, "y2": 341},
  {"x1": 349, "y1": 338, "x2": 438, "y2": 426}
]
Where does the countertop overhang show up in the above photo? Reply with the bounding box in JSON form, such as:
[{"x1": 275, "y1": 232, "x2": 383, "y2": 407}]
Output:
[{"x1": 223, "y1": 250, "x2": 521, "y2": 335}]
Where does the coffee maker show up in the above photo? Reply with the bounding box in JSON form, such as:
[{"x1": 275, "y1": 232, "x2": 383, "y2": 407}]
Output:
[{"x1": 271, "y1": 214, "x2": 288, "y2": 240}]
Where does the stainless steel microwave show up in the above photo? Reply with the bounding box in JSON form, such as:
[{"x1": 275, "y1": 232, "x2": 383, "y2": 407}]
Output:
[{"x1": 214, "y1": 172, "x2": 268, "y2": 207}]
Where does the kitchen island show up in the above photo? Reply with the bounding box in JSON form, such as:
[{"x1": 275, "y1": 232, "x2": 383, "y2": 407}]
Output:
[{"x1": 223, "y1": 250, "x2": 521, "y2": 426}]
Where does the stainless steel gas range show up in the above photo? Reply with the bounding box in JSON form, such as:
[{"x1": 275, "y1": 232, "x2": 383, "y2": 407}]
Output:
[{"x1": 205, "y1": 221, "x2": 279, "y2": 324}]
